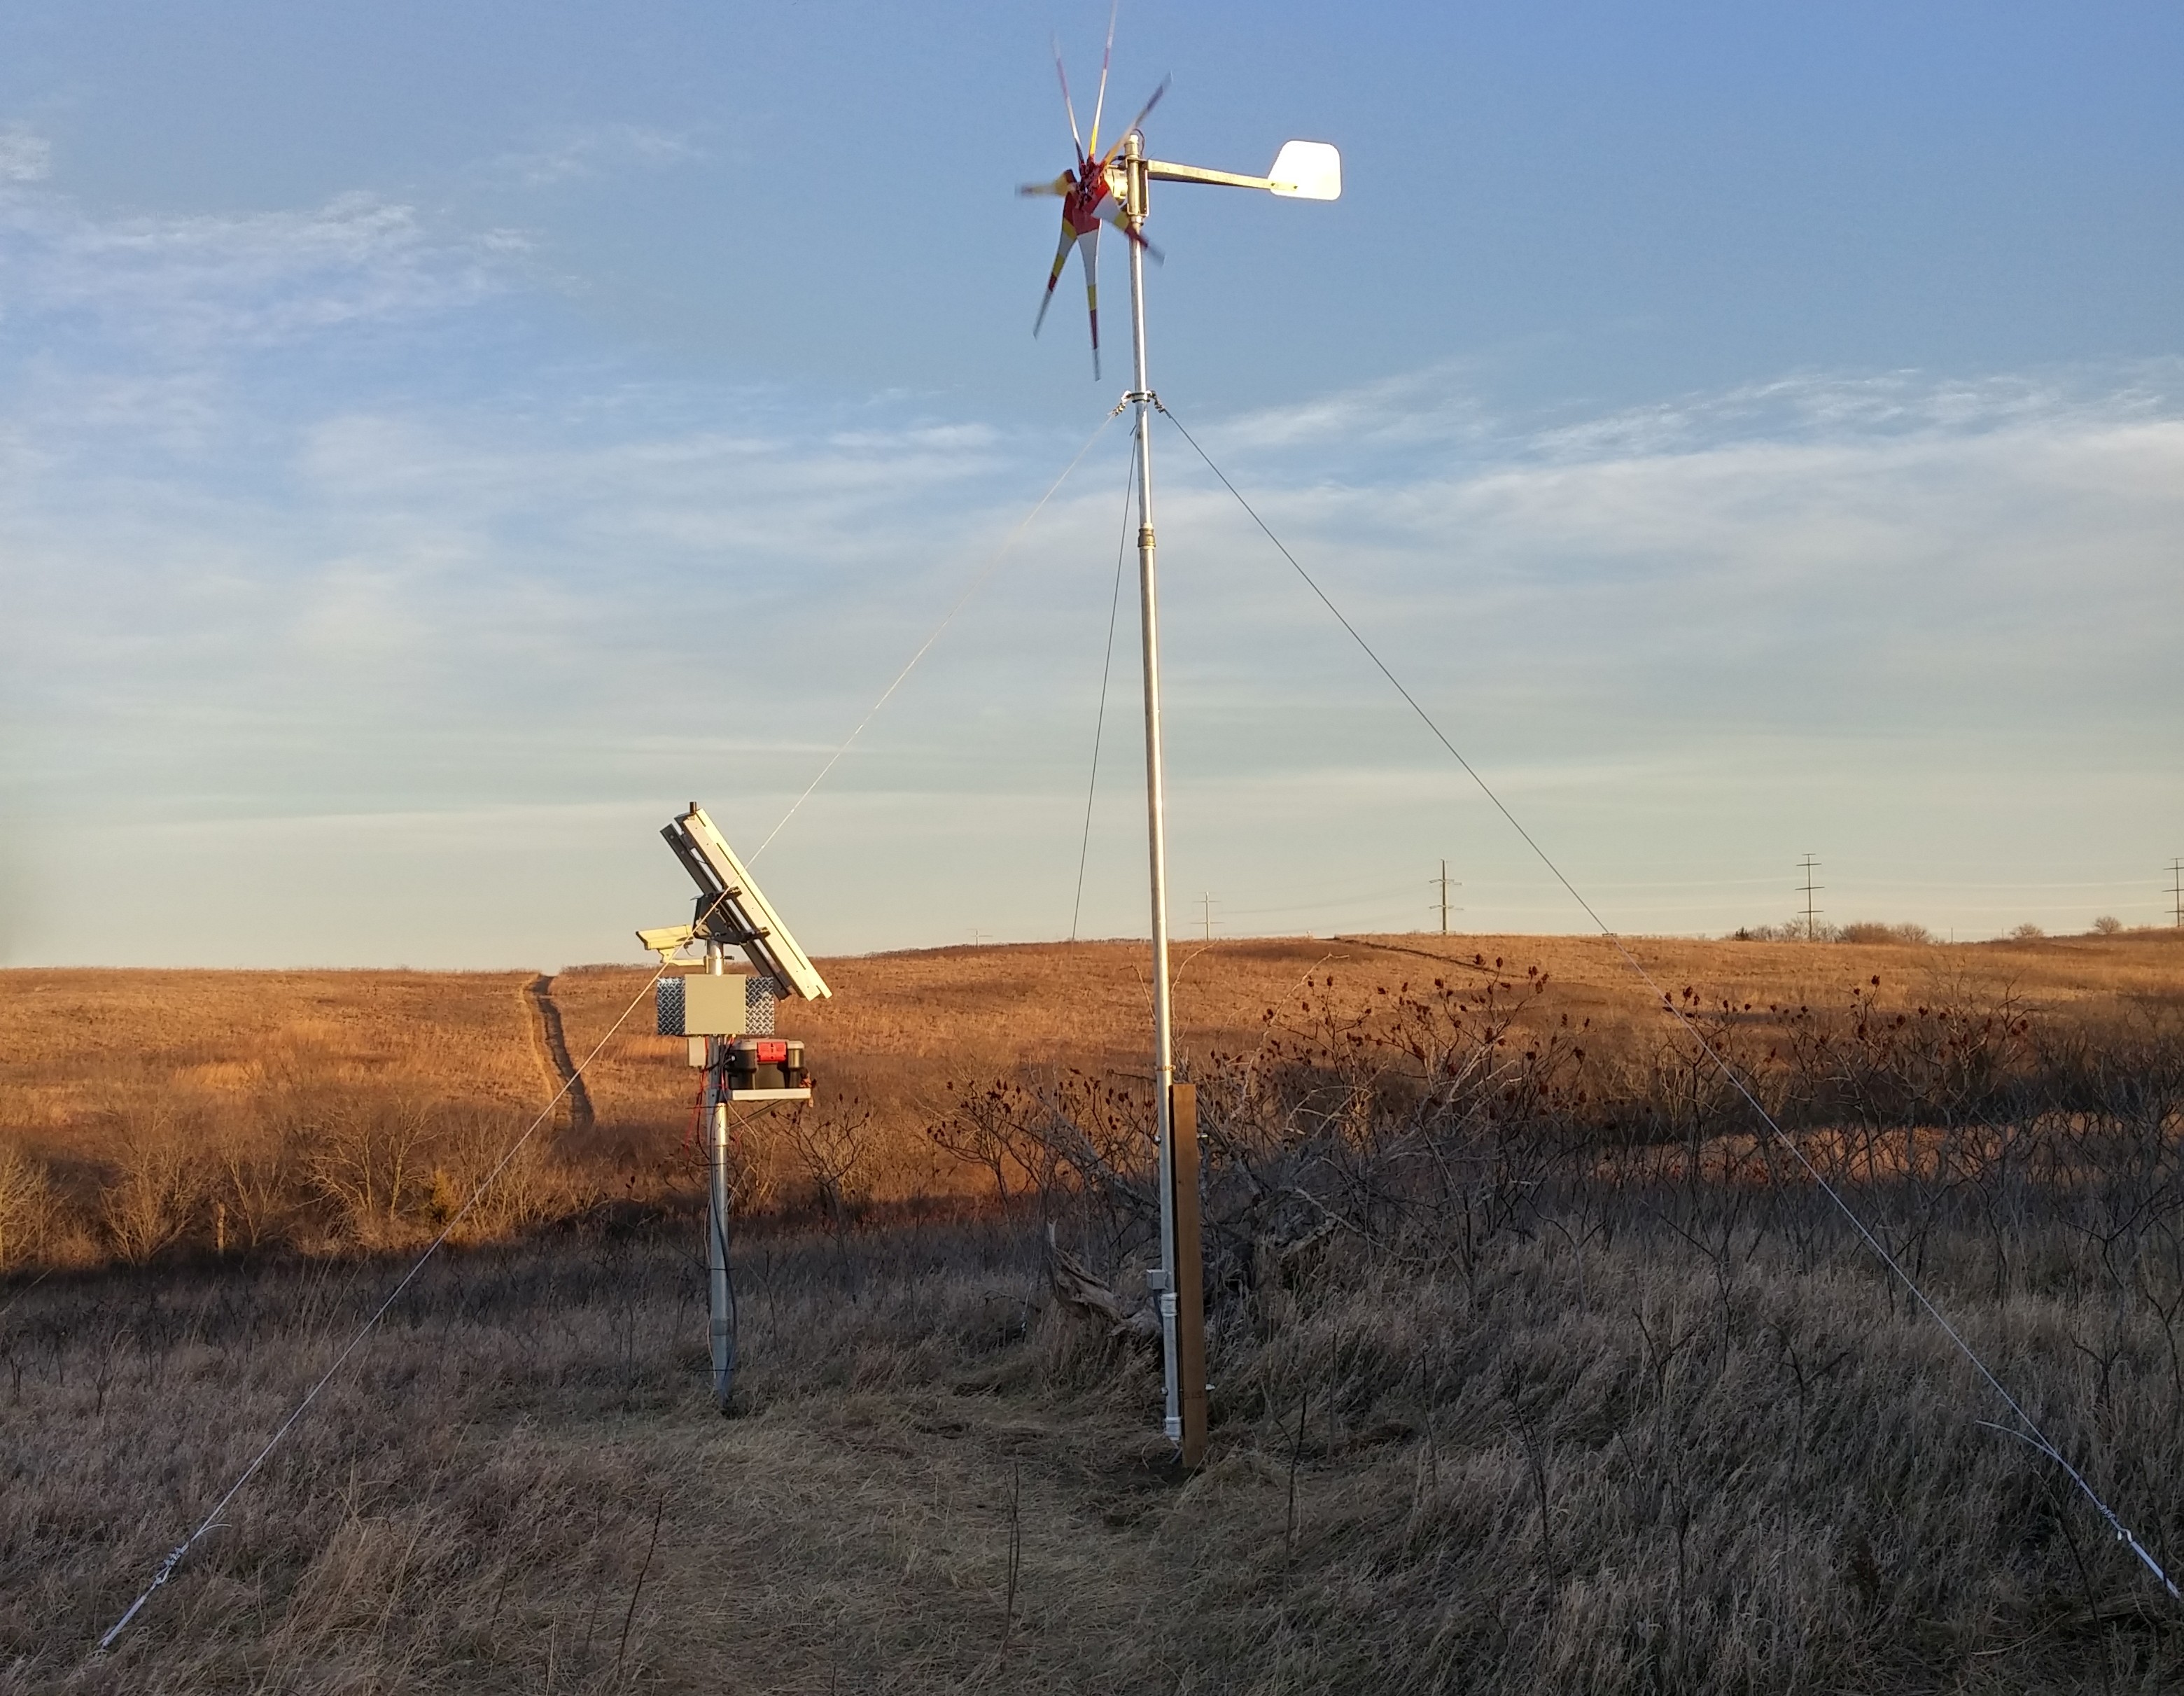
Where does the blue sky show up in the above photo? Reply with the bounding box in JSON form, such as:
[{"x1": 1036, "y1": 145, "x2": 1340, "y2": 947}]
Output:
[{"x1": 1, "y1": 1, "x2": 2179, "y2": 966}]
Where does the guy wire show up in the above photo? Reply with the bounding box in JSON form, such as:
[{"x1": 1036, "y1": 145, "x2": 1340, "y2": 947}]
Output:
[
  {"x1": 1072, "y1": 444, "x2": 1140, "y2": 941},
  {"x1": 97, "y1": 410, "x2": 1133, "y2": 1652},
  {"x1": 752, "y1": 409, "x2": 1119, "y2": 862},
  {"x1": 1156, "y1": 401, "x2": 2180, "y2": 1604},
  {"x1": 92, "y1": 913, "x2": 727, "y2": 1656}
]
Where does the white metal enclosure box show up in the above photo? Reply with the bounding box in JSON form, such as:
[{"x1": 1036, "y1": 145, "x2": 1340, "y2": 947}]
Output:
[{"x1": 655, "y1": 974, "x2": 750, "y2": 1037}]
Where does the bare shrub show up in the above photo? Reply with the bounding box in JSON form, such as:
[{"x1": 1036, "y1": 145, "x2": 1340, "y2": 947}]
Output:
[
  {"x1": 98, "y1": 1116, "x2": 212, "y2": 1263},
  {"x1": 2011, "y1": 922, "x2": 2046, "y2": 940},
  {"x1": 1189, "y1": 966, "x2": 1588, "y2": 1289},
  {"x1": 783, "y1": 1100, "x2": 874, "y2": 1226},
  {"x1": 301, "y1": 1094, "x2": 438, "y2": 1244},
  {"x1": 1732, "y1": 919, "x2": 1844, "y2": 941},
  {"x1": 927, "y1": 1081, "x2": 1046, "y2": 1205},
  {"x1": 0, "y1": 1142, "x2": 55, "y2": 1270},
  {"x1": 937, "y1": 963, "x2": 2184, "y2": 1358},
  {"x1": 2093, "y1": 914, "x2": 2125, "y2": 936},
  {"x1": 926, "y1": 1074, "x2": 1156, "y2": 1271},
  {"x1": 432, "y1": 1105, "x2": 578, "y2": 1240},
  {"x1": 930, "y1": 965, "x2": 1592, "y2": 1294},
  {"x1": 925, "y1": 1074, "x2": 1152, "y2": 1223},
  {"x1": 213, "y1": 1119, "x2": 298, "y2": 1252},
  {"x1": 1840, "y1": 920, "x2": 1933, "y2": 945}
]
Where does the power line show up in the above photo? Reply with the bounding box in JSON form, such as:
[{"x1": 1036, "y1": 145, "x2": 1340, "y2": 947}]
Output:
[
  {"x1": 2170, "y1": 859, "x2": 2183, "y2": 930},
  {"x1": 1156, "y1": 400, "x2": 2180, "y2": 1604},
  {"x1": 1798, "y1": 853, "x2": 1823, "y2": 942},
  {"x1": 1196, "y1": 891, "x2": 1219, "y2": 941}
]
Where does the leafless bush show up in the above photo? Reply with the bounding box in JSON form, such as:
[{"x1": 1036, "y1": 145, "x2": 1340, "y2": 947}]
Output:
[
  {"x1": 430, "y1": 1105, "x2": 576, "y2": 1240},
  {"x1": 783, "y1": 1100, "x2": 874, "y2": 1227},
  {"x1": 1840, "y1": 920, "x2": 1933, "y2": 945},
  {"x1": 300, "y1": 1094, "x2": 438, "y2": 1245},
  {"x1": 0, "y1": 1142, "x2": 54, "y2": 1270},
  {"x1": 1190, "y1": 965, "x2": 1588, "y2": 1290},
  {"x1": 927, "y1": 1080, "x2": 1049, "y2": 1205},
  {"x1": 211, "y1": 1119, "x2": 296, "y2": 1253},
  {"x1": 927, "y1": 1074, "x2": 1154, "y2": 1255},
  {"x1": 98, "y1": 1116, "x2": 213, "y2": 1263},
  {"x1": 2094, "y1": 915, "x2": 2126, "y2": 936},
  {"x1": 925, "y1": 965, "x2": 1595, "y2": 1297},
  {"x1": 2013, "y1": 922, "x2": 2047, "y2": 940},
  {"x1": 929, "y1": 965, "x2": 2184, "y2": 1380},
  {"x1": 1731, "y1": 918, "x2": 1845, "y2": 941}
]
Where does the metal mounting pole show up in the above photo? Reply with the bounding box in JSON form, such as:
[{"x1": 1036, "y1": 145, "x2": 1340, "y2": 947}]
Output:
[
  {"x1": 704, "y1": 941, "x2": 736, "y2": 1410},
  {"x1": 1122, "y1": 129, "x2": 1183, "y2": 1448}
]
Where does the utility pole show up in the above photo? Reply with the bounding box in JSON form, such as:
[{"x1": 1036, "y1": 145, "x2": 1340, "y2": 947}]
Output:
[
  {"x1": 1196, "y1": 891, "x2": 1218, "y2": 941},
  {"x1": 2169, "y1": 860, "x2": 2183, "y2": 930},
  {"x1": 1798, "y1": 854, "x2": 1823, "y2": 942},
  {"x1": 1432, "y1": 859, "x2": 1462, "y2": 936}
]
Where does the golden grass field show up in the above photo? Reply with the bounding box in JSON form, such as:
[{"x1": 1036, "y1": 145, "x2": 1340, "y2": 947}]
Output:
[
  {"x1": 4, "y1": 925, "x2": 2184, "y2": 1240},
  {"x1": 5, "y1": 930, "x2": 2184, "y2": 1693},
  {"x1": 5, "y1": 927, "x2": 2179, "y2": 1246}
]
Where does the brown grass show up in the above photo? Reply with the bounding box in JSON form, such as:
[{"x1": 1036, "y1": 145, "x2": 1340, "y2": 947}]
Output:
[
  {"x1": 3, "y1": 933, "x2": 2183, "y2": 1690},
  {"x1": 4, "y1": 931, "x2": 2181, "y2": 1260},
  {"x1": 561, "y1": 928, "x2": 2184, "y2": 1205},
  {"x1": 7, "y1": 1163, "x2": 2183, "y2": 1690}
]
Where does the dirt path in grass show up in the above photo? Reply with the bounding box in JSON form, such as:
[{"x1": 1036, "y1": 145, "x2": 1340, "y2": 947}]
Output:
[
  {"x1": 525, "y1": 972, "x2": 595, "y2": 1135},
  {"x1": 622, "y1": 1392, "x2": 1202, "y2": 1693}
]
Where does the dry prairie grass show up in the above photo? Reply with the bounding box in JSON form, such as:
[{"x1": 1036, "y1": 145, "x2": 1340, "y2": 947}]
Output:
[
  {"x1": 4, "y1": 932, "x2": 2182, "y2": 1264},
  {"x1": 4, "y1": 932, "x2": 2184, "y2": 1690},
  {"x1": 6, "y1": 1159, "x2": 2183, "y2": 1690},
  {"x1": 557, "y1": 929, "x2": 2184, "y2": 1209}
]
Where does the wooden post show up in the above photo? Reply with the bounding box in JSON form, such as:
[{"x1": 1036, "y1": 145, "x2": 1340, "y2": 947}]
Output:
[{"x1": 1171, "y1": 1081, "x2": 1208, "y2": 1466}]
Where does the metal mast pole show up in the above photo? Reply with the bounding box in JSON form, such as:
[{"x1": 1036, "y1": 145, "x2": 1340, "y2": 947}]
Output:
[
  {"x1": 704, "y1": 941, "x2": 735, "y2": 1410},
  {"x1": 1121, "y1": 129, "x2": 1181, "y2": 1444}
]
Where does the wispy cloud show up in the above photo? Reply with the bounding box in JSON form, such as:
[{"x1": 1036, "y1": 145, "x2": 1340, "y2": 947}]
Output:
[
  {"x1": 4, "y1": 171, "x2": 2178, "y2": 963},
  {"x1": 0, "y1": 125, "x2": 50, "y2": 183},
  {"x1": 488, "y1": 123, "x2": 706, "y2": 189},
  {"x1": 0, "y1": 183, "x2": 499, "y2": 363}
]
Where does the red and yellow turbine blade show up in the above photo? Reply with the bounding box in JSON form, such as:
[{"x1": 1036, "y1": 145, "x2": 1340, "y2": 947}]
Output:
[
  {"x1": 1032, "y1": 218, "x2": 1077, "y2": 337},
  {"x1": 1108, "y1": 204, "x2": 1162, "y2": 264},
  {"x1": 1076, "y1": 225, "x2": 1101, "y2": 379}
]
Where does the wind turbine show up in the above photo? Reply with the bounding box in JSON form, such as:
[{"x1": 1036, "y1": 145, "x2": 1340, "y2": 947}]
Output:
[{"x1": 1022, "y1": 28, "x2": 1340, "y2": 1466}]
